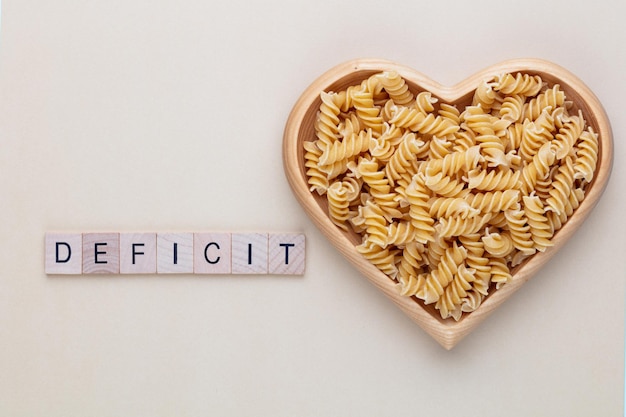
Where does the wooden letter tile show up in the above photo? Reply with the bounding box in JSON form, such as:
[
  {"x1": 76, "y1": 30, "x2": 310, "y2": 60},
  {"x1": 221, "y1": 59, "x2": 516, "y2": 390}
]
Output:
[
  {"x1": 82, "y1": 233, "x2": 120, "y2": 274},
  {"x1": 157, "y1": 233, "x2": 194, "y2": 274},
  {"x1": 231, "y1": 233, "x2": 268, "y2": 274},
  {"x1": 268, "y1": 233, "x2": 305, "y2": 275},
  {"x1": 194, "y1": 233, "x2": 231, "y2": 274},
  {"x1": 45, "y1": 233, "x2": 83, "y2": 274},
  {"x1": 120, "y1": 233, "x2": 157, "y2": 274}
]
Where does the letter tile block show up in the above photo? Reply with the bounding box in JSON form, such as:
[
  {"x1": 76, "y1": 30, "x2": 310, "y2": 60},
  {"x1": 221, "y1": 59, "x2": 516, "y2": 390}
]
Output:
[
  {"x1": 83, "y1": 233, "x2": 120, "y2": 274},
  {"x1": 268, "y1": 233, "x2": 306, "y2": 275},
  {"x1": 194, "y1": 233, "x2": 231, "y2": 274},
  {"x1": 157, "y1": 233, "x2": 194, "y2": 274},
  {"x1": 45, "y1": 233, "x2": 83, "y2": 274},
  {"x1": 231, "y1": 233, "x2": 268, "y2": 274},
  {"x1": 120, "y1": 233, "x2": 157, "y2": 274}
]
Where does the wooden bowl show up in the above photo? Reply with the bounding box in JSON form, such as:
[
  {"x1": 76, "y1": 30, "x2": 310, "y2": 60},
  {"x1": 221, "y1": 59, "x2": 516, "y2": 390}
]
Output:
[{"x1": 282, "y1": 58, "x2": 613, "y2": 349}]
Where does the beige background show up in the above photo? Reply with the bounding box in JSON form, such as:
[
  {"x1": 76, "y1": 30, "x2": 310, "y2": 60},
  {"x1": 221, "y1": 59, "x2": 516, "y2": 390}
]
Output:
[{"x1": 0, "y1": 0, "x2": 624, "y2": 415}]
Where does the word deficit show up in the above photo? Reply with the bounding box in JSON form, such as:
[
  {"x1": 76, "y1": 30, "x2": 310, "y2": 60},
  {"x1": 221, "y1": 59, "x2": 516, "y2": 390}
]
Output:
[{"x1": 45, "y1": 232, "x2": 305, "y2": 275}]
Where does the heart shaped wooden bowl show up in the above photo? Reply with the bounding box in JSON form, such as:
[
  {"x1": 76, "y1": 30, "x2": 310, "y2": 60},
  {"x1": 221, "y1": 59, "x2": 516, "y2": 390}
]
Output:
[{"x1": 283, "y1": 58, "x2": 613, "y2": 349}]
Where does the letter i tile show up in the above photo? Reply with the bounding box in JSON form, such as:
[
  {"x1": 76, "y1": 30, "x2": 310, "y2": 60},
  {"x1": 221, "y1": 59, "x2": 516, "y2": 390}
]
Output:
[
  {"x1": 157, "y1": 233, "x2": 194, "y2": 274},
  {"x1": 231, "y1": 233, "x2": 268, "y2": 274}
]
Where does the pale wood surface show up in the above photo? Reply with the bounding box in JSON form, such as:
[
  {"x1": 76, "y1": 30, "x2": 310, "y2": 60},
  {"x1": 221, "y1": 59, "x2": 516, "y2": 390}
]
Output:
[
  {"x1": 156, "y1": 233, "x2": 194, "y2": 274},
  {"x1": 268, "y1": 233, "x2": 306, "y2": 275},
  {"x1": 45, "y1": 233, "x2": 83, "y2": 274},
  {"x1": 193, "y1": 232, "x2": 232, "y2": 274},
  {"x1": 282, "y1": 58, "x2": 613, "y2": 349},
  {"x1": 120, "y1": 232, "x2": 157, "y2": 274},
  {"x1": 82, "y1": 233, "x2": 120, "y2": 274},
  {"x1": 231, "y1": 233, "x2": 269, "y2": 274}
]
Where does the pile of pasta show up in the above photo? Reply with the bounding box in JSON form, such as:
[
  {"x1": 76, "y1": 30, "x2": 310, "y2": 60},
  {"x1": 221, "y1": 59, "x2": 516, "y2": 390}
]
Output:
[{"x1": 304, "y1": 70, "x2": 599, "y2": 321}]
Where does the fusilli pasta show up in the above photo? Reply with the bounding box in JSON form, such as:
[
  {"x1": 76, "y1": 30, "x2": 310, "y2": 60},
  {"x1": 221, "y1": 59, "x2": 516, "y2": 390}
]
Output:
[{"x1": 304, "y1": 70, "x2": 600, "y2": 321}]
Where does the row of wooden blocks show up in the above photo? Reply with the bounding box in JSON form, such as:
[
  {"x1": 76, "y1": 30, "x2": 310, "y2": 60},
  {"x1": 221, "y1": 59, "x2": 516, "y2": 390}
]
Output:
[{"x1": 45, "y1": 232, "x2": 305, "y2": 275}]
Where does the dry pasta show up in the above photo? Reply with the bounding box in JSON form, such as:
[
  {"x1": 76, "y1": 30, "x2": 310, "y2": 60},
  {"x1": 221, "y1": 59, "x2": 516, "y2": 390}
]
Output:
[{"x1": 304, "y1": 70, "x2": 600, "y2": 321}]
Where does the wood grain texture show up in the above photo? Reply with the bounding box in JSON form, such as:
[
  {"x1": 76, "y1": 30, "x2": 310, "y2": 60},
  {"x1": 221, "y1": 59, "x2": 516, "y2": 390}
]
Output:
[
  {"x1": 157, "y1": 233, "x2": 194, "y2": 274},
  {"x1": 268, "y1": 233, "x2": 306, "y2": 275},
  {"x1": 45, "y1": 233, "x2": 83, "y2": 274},
  {"x1": 82, "y1": 233, "x2": 120, "y2": 274},
  {"x1": 282, "y1": 58, "x2": 613, "y2": 349},
  {"x1": 231, "y1": 233, "x2": 269, "y2": 274},
  {"x1": 194, "y1": 233, "x2": 232, "y2": 274},
  {"x1": 120, "y1": 233, "x2": 157, "y2": 274}
]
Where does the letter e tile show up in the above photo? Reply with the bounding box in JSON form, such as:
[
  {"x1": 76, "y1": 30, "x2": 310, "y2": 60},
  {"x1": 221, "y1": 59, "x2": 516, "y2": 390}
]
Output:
[{"x1": 82, "y1": 233, "x2": 120, "y2": 274}]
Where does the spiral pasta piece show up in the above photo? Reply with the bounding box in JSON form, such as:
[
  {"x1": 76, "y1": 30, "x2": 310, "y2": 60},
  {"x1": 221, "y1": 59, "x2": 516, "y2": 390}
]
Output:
[
  {"x1": 415, "y1": 91, "x2": 437, "y2": 114},
  {"x1": 385, "y1": 132, "x2": 424, "y2": 186},
  {"x1": 389, "y1": 106, "x2": 459, "y2": 137},
  {"x1": 319, "y1": 129, "x2": 372, "y2": 166},
  {"x1": 377, "y1": 71, "x2": 414, "y2": 105},
  {"x1": 386, "y1": 221, "x2": 418, "y2": 247},
  {"x1": 405, "y1": 174, "x2": 436, "y2": 244},
  {"x1": 504, "y1": 206, "x2": 535, "y2": 255},
  {"x1": 436, "y1": 213, "x2": 493, "y2": 238},
  {"x1": 522, "y1": 193, "x2": 554, "y2": 252},
  {"x1": 424, "y1": 145, "x2": 483, "y2": 178},
  {"x1": 356, "y1": 240, "x2": 399, "y2": 279},
  {"x1": 460, "y1": 290, "x2": 485, "y2": 315},
  {"x1": 462, "y1": 105, "x2": 498, "y2": 136},
  {"x1": 472, "y1": 80, "x2": 499, "y2": 111},
  {"x1": 369, "y1": 123, "x2": 403, "y2": 162},
  {"x1": 315, "y1": 92, "x2": 343, "y2": 150},
  {"x1": 436, "y1": 264, "x2": 476, "y2": 320},
  {"x1": 439, "y1": 103, "x2": 461, "y2": 126},
  {"x1": 520, "y1": 142, "x2": 556, "y2": 194},
  {"x1": 458, "y1": 234, "x2": 491, "y2": 294},
  {"x1": 519, "y1": 109, "x2": 555, "y2": 161},
  {"x1": 488, "y1": 257, "x2": 512, "y2": 289},
  {"x1": 505, "y1": 122, "x2": 524, "y2": 152},
  {"x1": 545, "y1": 156, "x2": 576, "y2": 215},
  {"x1": 356, "y1": 157, "x2": 401, "y2": 220},
  {"x1": 338, "y1": 112, "x2": 362, "y2": 139},
  {"x1": 303, "y1": 140, "x2": 329, "y2": 194},
  {"x1": 546, "y1": 187, "x2": 584, "y2": 234},
  {"x1": 466, "y1": 168, "x2": 521, "y2": 192},
  {"x1": 360, "y1": 199, "x2": 390, "y2": 247},
  {"x1": 427, "y1": 136, "x2": 454, "y2": 159},
  {"x1": 481, "y1": 229, "x2": 515, "y2": 257},
  {"x1": 325, "y1": 182, "x2": 350, "y2": 226},
  {"x1": 397, "y1": 241, "x2": 426, "y2": 296},
  {"x1": 499, "y1": 94, "x2": 525, "y2": 123},
  {"x1": 428, "y1": 196, "x2": 478, "y2": 219},
  {"x1": 465, "y1": 189, "x2": 520, "y2": 214},
  {"x1": 351, "y1": 88, "x2": 384, "y2": 135},
  {"x1": 522, "y1": 84, "x2": 566, "y2": 121},
  {"x1": 573, "y1": 127, "x2": 599, "y2": 182},
  {"x1": 553, "y1": 112, "x2": 585, "y2": 160},
  {"x1": 417, "y1": 242, "x2": 468, "y2": 304},
  {"x1": 493, "y1": 72, "x2": 543, "y2": 97},
  {"x1": 425, "y1": 172, "x2": 467, "y2": 197},
  {"x1": 424, "y1": 231, "x2": 449, "y2": 269}
]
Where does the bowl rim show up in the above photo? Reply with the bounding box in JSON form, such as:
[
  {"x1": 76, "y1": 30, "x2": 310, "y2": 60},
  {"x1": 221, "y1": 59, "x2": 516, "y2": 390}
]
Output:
[{"x1": 283, "y1": 58, "x2": 614, "y2": 349}]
